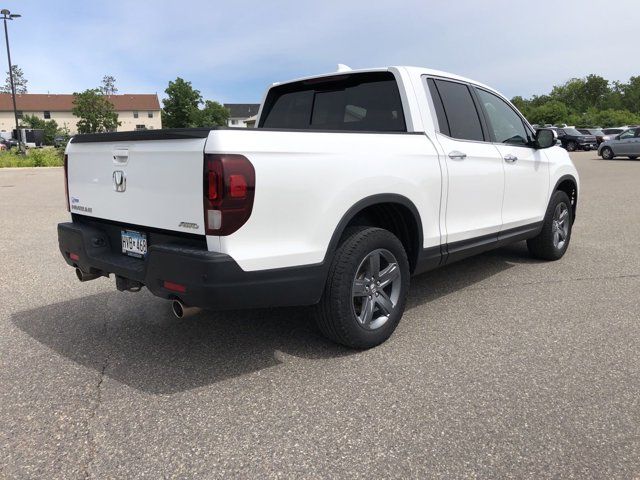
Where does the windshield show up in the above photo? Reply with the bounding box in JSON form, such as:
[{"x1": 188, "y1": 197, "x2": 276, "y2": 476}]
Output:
[{"x1": 563, "y1": 128, "x2": 582, "y2": 136}]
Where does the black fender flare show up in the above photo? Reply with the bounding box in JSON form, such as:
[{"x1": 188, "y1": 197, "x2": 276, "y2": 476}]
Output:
[
  {"x1": 322, "y1": 193, "x2": 424, "y2": 265},
  {"x1": 552, "y1": 174, "x2": 579, "y2": 219}
]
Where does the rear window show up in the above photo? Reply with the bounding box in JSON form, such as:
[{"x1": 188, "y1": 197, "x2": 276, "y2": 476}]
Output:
[{"x1": 259, "y1": 72, "x2": 406, "y2": 132}]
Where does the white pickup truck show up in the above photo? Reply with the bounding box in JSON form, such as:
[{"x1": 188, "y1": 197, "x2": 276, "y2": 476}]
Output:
[{"x1": 59, "y1": 66, "x2": 578, "y2": 348}]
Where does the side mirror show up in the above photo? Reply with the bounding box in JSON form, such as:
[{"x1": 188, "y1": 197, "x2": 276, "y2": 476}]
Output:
[{"x1": 535, "y1": 128, "x2": 556, "y2": 149}]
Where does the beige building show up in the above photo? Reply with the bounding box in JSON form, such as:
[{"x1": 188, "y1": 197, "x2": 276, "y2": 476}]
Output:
[{"x1": 0, "y1": 93, "x2": 162, "y2": 135}]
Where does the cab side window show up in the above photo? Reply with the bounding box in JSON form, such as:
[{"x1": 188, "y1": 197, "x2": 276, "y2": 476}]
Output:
[
  {"x1": 475, "y1": 88, "x2": 530, "y2": 146},
  {"x1": 428, "y1": 79, "x2": 485, "y2": 142}
]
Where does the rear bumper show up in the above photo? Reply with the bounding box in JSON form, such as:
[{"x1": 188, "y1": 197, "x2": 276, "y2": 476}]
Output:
[{"x1": 58, "y1": 222, "x2": 327, "y2": 310}]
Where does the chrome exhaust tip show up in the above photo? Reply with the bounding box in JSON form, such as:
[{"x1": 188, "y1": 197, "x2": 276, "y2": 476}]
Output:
[
  {"x1": 171, "y1": 299, "x2": 201, "y2": 319},
  {"x1": 76, "y1": 268, "x2": 99, "y2": 282}
]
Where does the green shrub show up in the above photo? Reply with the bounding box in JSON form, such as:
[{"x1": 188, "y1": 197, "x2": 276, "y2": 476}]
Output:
[{"x1": 0, "y1": 148, "x2": 64, "y2": 168}]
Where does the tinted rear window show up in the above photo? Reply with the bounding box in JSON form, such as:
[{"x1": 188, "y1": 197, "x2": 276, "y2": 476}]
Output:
[
  {"x1": 431, "y1": 79, "x2": 484, "y2": 141},
  {"x1": 259, "y1": 72, "x2": 406, "y2": 132}
]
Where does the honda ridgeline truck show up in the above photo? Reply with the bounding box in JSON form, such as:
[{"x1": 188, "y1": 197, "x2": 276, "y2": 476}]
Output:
[{"x1": 59, "y1": 66, "x2": 578, "y2": 348}]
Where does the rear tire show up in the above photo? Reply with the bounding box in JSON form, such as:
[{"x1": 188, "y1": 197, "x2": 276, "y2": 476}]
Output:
[
  {"x1": 527, "y1": 191, "x2": 573, "y2": 261},
  {"x1": 566, "y1": 141, "x2": 577, "y2": 152},
  {"x1": 316, "y1": 227, "x2": 410, "y2": 349},
  {"x1": 601, "y1": 147, "x2": 614, "y2": 159},
  {"x1": 629, "y1": 156, "x2": 638, "y2": 160}
]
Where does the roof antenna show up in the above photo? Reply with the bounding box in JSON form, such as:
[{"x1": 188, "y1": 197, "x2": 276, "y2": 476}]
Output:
[{"x1": 336, "y1": 64, "x2": 352, "y2": 72}]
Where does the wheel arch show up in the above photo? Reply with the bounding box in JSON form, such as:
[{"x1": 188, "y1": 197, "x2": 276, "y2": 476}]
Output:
[
  {"x1": 323, "y1": 194, "x2": 424, "y2": 273},
  {"x1": 553, "y1": 174, "x2": 579, "y2": 220}
]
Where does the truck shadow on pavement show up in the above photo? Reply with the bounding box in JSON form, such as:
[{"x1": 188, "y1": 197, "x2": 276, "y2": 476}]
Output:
[{"x1": 12, "y1": 242, "x2": 535, "y2": 395}]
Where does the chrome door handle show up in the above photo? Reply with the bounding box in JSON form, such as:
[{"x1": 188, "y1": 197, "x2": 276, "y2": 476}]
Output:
[
  {"x1": 448, "y1": 151, "x2": 467, "y2": 159},
  {"x1": 504, "y1": 154, "x2": 518, "y2": 163}
]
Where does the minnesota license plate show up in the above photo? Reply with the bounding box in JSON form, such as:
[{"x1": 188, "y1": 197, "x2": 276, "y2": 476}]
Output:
[{"x1": 121, "y1": 230, "x2": 147, "y2": 258}]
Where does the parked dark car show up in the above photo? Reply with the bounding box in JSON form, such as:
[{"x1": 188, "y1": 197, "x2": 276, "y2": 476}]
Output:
[
  {"x1": 0, "y1": 137, "x2": 19, "y2": 149},
  {"x1": 555, "y1": 127, "x2": 597, "y2": 151},
  {"x1": 602, "y1": 128, "x2": 625, "y2": 138},
  {"x1": 578, "y1": 128, "x2": 606, "y2": 146}
]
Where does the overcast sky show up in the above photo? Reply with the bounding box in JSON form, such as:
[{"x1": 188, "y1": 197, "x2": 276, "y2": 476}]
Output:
[{"x1": 4, "y1": 0, "x2": 638, "y2": 103}]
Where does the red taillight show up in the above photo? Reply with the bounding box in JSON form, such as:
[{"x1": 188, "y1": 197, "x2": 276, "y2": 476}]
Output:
[
  {"x1": 64, "y1": 154, "x2": 70, "y2": 212},
  {"x1": 203, "y1": 154, "x2": 255, "y2": 236},
  {"x1": 69, "y1": 252, "x2": 79, "y2": 261}
]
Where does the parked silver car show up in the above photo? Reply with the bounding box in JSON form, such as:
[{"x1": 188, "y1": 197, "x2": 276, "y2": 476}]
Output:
[{"x1": 598, "y1": 128, "x2": 640, "y2": 160}]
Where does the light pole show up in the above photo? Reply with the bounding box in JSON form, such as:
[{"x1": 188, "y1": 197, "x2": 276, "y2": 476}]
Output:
[{"x1": 1, "y1": 9, "x2": 21, "y2": 153}]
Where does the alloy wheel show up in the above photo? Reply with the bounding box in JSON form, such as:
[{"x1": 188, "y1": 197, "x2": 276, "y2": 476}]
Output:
[
  {"x1": 351, "y1": 248, "x2": 402, "y2": 330},
  {"x1": 552, "y1": 202, "x2": 570, "y2": 250}
]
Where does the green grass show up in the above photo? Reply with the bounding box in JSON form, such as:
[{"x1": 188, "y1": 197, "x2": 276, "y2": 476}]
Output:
[{"x1": 0, "y1": 147, "x2": 64, "y2": 168}]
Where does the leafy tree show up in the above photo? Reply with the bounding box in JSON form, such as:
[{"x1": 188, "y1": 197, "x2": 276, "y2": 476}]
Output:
[
  {"x1": 2, "y1": 65, "x2": 27, "y2": 94},
  {"x1": 20, "y1": 114, "x2": 59, "y2": 145},
  {"x1": 581, "y1": 75, "x2": 610, "y2": 111},
  {"x1": 195, "y1": 100, "x2": 229, "y2": 127},
  {"x1": 515, "y1": 73, "x2": 640, "y2": 127},
  {"x1": 161, "y1": 78, "x2": 202, "y2": 128},
  {"x1": 617, "y1": 76, "x2": 640, "y2": 114},
  {"x1": 72, "y1": 89, "x2": 120, "y2": 133},
  {"x1": 592, "y1": 109, "x2": 640, "y2": 128},
  {"x1": 527, "y1": 101, "x2": 569, "y2": 126},
  {"x1": 100, "y1": 75, "x2": 118, "y2": 96}
]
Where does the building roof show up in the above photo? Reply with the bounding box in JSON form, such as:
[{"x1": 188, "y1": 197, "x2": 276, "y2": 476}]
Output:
[
  {"x1": 0, "y1": 93, "x2": 161, "y2": 112},
  {"x1": 224, "y1": 103, "x2": 260, "y2": 118}
]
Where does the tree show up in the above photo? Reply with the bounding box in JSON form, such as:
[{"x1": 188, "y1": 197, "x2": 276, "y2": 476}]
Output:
[
  {"x1": 195, "y1": 100, "x2": 229, "y2": 127},
  {"x1": 20, "y1": 114, "x2": 60, "y2": 145},
  {"x1": 72, "y1": 89, "x2": 120, "y2": 133},
  {"x1": 617, "y1": 76, "x2": 640, "y2": 114},
  {"x1": 100, "y1": 75, "x2": 118, "y2": 96},
  {"x1": 161, "y1": 78, "x2": 202, "y2": 128},
  {"x1": 527, "y1": 101, "x2": 569, "y2": 126},
  {"x1": 2, "y1": 65, "x2": 27, "y2": 94}
]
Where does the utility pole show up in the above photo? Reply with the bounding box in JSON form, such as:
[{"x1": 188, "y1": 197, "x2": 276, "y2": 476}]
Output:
[{"x1": 1, "y1": 9, "x2": 22, "y2": 153}]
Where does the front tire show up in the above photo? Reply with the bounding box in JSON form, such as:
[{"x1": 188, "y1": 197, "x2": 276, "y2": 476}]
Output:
[
  {"x1": 629, "y1": 156, "x2": 638, "y2": 160},
  {"x1": 527, "y1": 191, "x2": 573, "y2": 261},
  {"x1": 316, "y1": 227, "x2": 410, "y2": 349},
  {"x1": 601, "y1": 147, "x2": 614, "y2": 160}
]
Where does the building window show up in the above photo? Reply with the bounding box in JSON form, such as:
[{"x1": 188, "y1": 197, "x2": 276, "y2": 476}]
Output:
[
  {"x1": 16, "y1": 111, "x2": 23, "y2": 120},
  {"x1": 133, "y1": 111, "x2": 139, "y2": 118},
  {"x1": 147, "y1": 111, "x2": 153, "y2": 118},
  {"x1": 231, "y1": 119, "x2": 238, "y2": 125},
  {"x1": 44, "y1": 111, "x2": 51, "y2": 119},
  {"x1": 135, "y1": 124, "x2": 146, "y2": 130}
]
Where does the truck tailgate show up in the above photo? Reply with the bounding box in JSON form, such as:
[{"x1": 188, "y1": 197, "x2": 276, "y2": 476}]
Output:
[{"x1": 67, "y1": 137, "x2": 207, "y2": 235}]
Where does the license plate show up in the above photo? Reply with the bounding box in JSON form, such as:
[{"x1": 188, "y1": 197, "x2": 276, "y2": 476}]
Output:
[{"x1": 121, "y1": 230, "x2": 147, "y2": 258}]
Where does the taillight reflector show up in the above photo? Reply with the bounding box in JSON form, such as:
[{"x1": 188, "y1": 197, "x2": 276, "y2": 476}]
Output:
[
  {"x1": 163, "y1": 281, "x2": 187, "y2": 293},
  {"x1": 69, "y1": 252, "x2": 79, "y2": 261}
]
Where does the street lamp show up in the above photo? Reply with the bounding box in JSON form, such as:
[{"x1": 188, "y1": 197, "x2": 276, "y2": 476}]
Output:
[{"x1": 1, "y1": 9, "x2": 22, "y2": 153}]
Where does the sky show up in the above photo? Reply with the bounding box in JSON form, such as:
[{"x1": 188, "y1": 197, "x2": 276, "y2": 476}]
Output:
[{"x1": 3, "y1": 0, "x2": 639, "y2": 104}]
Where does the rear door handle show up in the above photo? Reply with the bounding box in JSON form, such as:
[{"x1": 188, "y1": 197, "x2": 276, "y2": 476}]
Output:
[
  {"x1": 504, "y1": 154, "x2": 518, "y2": 163},
  {"x1": 448, "y1": 151, "x2": 467, "y2": 160}
]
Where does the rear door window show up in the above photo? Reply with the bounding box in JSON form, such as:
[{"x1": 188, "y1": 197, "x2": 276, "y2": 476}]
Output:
[
  {"x1": 260, "y1": 72, "x2": 406, "y2": 132},
  {"x1": 429, "y1": 79, "x2": 485, "y2": 142}
]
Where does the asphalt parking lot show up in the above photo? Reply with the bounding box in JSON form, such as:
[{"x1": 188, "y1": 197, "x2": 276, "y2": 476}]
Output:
[{"x1": 1, "y1": 151, "x2": 639, "y2": 478}]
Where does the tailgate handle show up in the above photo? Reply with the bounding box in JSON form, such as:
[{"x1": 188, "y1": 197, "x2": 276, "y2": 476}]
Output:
[{"x1": 113, "y1": 149, "x2": 129, "y2": 164}]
